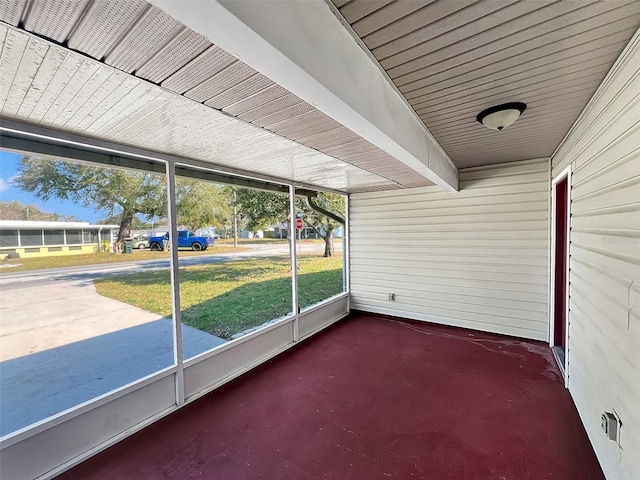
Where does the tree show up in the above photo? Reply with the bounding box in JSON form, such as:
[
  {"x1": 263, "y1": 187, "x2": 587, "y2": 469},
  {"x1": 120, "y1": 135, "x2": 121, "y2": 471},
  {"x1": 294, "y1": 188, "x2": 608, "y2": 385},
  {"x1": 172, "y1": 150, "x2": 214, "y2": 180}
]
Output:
[
  {"x1": 234, "y1": 189, "x2": 344, "y2": 257},
  {"x1": 97, "y1": 212, "x2": 155, "y2": 229},
  {"x1": 303, "y1": 194, "x2": 345, "y2": 257},
  {"x1": 14, "y1": 157, "x2": 167, "y2": 241},
  {"x1": 175, "y1": 181, "x2": 233, "y2": 232},
  {"x1": 234, "y1": 189, "x2": 290, "y2": 231}
]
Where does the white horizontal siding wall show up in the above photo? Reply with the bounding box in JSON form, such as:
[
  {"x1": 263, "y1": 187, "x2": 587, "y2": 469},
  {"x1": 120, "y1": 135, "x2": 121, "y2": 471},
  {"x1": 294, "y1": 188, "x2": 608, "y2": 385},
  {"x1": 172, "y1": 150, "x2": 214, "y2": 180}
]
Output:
[
  {"x1": 552, "y1": 29, "x2": 640, "y2": 480},
  {"x1": 350, "y1": 158, "x2": 550, "y2": 341}
]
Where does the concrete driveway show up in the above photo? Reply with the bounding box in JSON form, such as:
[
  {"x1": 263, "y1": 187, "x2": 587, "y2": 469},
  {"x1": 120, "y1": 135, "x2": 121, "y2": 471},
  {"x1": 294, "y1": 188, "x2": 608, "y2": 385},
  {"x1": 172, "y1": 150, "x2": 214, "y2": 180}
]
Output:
[
  {"x1": 0, "y1": 278, "x2": 224, "y2": 436},
  {"x1": 2, "y1": 279, "x2": 164, "y2": 361}
]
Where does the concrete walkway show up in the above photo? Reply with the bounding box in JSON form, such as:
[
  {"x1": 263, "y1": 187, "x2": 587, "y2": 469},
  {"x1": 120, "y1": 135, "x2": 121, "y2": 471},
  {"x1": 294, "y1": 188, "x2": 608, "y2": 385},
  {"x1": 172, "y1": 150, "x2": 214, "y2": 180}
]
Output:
[{"x1": 0, "y1": 279, "x2": 225, "y2": 436}]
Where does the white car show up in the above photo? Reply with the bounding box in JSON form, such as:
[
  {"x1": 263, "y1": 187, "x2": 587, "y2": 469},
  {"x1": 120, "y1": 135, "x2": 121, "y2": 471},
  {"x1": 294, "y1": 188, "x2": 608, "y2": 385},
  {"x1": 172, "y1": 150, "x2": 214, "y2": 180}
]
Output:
[{"x1": 131, "y1": 237, "x2": 149, "y2": 249}]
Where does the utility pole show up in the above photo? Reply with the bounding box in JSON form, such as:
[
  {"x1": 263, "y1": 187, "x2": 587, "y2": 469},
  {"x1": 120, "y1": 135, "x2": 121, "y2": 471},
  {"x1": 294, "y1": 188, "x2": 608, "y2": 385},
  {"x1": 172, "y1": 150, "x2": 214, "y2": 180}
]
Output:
[{"x1": 233, "y1": 189, "x2": 238, "y2": 248}]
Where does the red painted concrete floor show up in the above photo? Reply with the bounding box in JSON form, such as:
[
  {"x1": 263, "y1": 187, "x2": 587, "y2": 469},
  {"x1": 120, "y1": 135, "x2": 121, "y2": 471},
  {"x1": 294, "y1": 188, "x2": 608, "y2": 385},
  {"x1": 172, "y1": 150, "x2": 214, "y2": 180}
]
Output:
[{"x1": 59, "y1": 314, "x2": 604, "y2": 480}]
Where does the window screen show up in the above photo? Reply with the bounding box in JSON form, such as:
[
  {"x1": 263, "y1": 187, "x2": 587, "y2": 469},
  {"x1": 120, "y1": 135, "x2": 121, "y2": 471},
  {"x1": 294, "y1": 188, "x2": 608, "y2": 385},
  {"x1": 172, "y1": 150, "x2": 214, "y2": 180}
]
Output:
[
  {"x1": 83, "y1": 230, "x2": 98, "y2": 244},
  {"x1": 44, "y1": 230, "x2": 65, "y2": 245},
  {"x1": 0, "y1": 230, "x2": 19, "y2": 247},
  {"x1": 21, "y1": 230, "x2": 44, "y2": 246},
  {"x1": 66, "y1": 230, "x2": 82, "y2": 244}
]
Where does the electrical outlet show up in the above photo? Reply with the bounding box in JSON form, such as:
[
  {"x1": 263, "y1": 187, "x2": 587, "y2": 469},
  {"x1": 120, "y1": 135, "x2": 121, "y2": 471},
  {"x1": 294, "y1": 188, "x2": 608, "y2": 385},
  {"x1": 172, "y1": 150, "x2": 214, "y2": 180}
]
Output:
[
  {"x1": 601, "y1": 412, "x2": 618, "y2": 441},
  {"x1": 388, "y1": 292, "x2": 395, "y2": 301}
]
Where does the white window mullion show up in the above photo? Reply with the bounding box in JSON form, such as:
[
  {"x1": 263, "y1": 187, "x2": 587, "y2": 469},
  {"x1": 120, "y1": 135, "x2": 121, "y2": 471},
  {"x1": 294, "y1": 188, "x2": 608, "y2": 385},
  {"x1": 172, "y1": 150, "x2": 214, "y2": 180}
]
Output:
[{"x1": 166, "y1": 161, "x2": 185, "y2": 405}]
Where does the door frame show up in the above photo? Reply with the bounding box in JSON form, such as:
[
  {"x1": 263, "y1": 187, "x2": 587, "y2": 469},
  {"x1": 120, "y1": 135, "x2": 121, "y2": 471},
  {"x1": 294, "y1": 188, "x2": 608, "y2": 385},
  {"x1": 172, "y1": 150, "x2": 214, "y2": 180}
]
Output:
[{"x1": 549, "y1": 164, "x2": 571, "y2": 386}]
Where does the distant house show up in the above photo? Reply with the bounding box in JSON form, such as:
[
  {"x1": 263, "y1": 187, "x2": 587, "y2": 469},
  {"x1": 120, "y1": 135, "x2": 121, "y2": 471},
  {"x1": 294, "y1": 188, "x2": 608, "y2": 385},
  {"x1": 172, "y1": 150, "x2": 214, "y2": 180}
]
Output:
[
  {"x1": 265, "y1": 222, "x2": 343, "y2": 240},
  {"x1": 0, "y1": 220, "x2": 119, "y2": 258},
  {"x1": 263, "y1": 223, "x2": 288, "y2": 239},
  {"x1": 195, "y1": 226, "x2": 222, "y2": 239}
]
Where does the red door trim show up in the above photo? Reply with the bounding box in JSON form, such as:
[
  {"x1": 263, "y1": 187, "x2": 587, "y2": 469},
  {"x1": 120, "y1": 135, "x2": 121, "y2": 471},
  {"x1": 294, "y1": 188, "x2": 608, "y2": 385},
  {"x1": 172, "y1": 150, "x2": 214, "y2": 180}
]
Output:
[
  {"x1": 550, "y1": 165, "x2": 571, "y2": 384},
  {"x1": 553, "y1": 178, "x2": 568, "y2": 350}
]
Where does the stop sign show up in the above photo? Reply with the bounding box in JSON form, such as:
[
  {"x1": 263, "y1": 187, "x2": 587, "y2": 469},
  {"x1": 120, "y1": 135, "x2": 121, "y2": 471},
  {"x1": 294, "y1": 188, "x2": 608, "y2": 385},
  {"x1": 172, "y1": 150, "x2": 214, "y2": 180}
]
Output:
[{"x1": 295, "y1": 218, "x2": 304, "y2": 229}]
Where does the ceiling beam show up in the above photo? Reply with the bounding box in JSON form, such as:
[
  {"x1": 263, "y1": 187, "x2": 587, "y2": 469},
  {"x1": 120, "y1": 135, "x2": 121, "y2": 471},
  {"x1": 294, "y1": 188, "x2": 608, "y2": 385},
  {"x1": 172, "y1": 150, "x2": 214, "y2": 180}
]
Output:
[{"x1": 149, "y1": 0, "x2": 459, "y2": 192}]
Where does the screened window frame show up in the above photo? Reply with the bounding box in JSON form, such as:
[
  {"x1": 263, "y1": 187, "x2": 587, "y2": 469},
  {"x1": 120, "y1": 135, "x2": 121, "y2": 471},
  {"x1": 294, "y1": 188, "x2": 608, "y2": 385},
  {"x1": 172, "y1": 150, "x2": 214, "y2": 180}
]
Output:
[
  {"x1": 0, "y1": 123, "x2": 351, "y2": 480},
  {"x1": 19, "y1": 229, "x2": 44, "y2": 247},
  {"x1": 43, "y1": 229, "x2": 65, "y2": 246},
  {"x1": 0, "y1": 229, "x2": 20, "y2": 248},
  {"x1": 65, "y1": 229, "x2": 83, "y2": 245}
]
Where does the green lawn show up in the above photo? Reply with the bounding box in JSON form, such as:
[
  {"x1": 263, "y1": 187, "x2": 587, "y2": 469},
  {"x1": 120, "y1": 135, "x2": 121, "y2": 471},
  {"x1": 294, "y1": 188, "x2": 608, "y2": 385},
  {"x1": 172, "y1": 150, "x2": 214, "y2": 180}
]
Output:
[
  {"x1": 0, "y1": 246, "x2": 247, "y2": 273},
  {"x1": 94, "y1": 255, "x2": 343, "y2": 339}
]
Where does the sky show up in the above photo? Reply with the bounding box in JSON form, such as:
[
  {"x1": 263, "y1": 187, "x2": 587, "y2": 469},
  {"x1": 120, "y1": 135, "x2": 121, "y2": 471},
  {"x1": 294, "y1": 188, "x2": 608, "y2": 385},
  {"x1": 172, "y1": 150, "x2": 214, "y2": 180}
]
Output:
[{"x1": 0, "y1": 150, "x2": 103, "y2": 223}]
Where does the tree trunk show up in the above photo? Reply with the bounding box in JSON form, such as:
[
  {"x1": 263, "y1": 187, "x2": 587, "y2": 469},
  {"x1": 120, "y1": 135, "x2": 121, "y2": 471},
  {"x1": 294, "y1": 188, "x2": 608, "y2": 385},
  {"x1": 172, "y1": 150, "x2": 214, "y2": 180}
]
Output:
[
  {"x1": 323, "y1": 229, "x2": 335, "y2": 257},
  {"x1": 117, "y1": 212, "x2": 134, "y2": 241}
]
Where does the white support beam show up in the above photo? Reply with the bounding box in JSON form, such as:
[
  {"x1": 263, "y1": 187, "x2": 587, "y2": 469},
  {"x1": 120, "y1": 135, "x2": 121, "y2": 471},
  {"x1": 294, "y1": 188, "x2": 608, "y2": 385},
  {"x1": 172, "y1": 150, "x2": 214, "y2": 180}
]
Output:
[{"x1": 149, "y1": 0, "x2": 459, "y2": 192}]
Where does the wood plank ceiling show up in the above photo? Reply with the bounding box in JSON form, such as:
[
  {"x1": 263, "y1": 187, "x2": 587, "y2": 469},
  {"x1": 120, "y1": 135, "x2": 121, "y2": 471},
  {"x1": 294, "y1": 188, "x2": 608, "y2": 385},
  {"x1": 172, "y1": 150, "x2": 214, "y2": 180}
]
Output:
[
  {"x1": 0, "y1": 25, "x2": 402, "y2": 192},
  {"x1": 332, "y1": 0, "x2": 640, "y2": 168},
  {"x1": 0, "y1": 0, "x2": 430, "y2": 192},
  {"x1": 1, "y1": 0, "x2": 639, "y2": 183}
]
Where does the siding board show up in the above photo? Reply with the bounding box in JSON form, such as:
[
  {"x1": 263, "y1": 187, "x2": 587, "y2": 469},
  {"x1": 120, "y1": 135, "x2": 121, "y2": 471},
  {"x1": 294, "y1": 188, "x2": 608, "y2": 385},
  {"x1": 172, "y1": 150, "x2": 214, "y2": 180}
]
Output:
[
  {"x1": 350, "y1": 279, "x2": 548, "y2": 304},
  {"x1": 353, "y1": 239, "x2": 545, "y2": 249},
  {"x1": 351, "y1": 220, "x2": 548, "y2": 233},
  {"x1": 354, "y1": 272, "x2": 549, "y2": 295},
  {"x1": 351, "y1": 228, "x2": 548, "y2": 239},
  {"x1": 351, "y1": 191, "x2": 549, "y2": 212},
  {"x1": 550, "y1": 30, "x2": 640, "y2": 480},
  {"x1": 352, "y1": 200, "x2": 549, "y2": 218},
  {"x1": 352, "y1": 257, "x2": 548, "y2": 272},
  {"x1": 350, "y1": 158, "x2": 550, "y2": 341},
  {"x1": 572, "y1": 181, "x2": 640, "y2": 213}
]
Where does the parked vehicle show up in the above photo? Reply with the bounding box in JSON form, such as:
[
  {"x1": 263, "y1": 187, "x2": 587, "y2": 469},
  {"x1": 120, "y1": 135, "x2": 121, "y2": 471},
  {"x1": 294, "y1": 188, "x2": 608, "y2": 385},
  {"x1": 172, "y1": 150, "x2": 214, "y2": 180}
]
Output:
[
  {"x1": 131, "y1": 237, "x2": 149, "y2": 249},
  {"x1": 148, "y1": 231, "x2": 213, "y2": 251}
]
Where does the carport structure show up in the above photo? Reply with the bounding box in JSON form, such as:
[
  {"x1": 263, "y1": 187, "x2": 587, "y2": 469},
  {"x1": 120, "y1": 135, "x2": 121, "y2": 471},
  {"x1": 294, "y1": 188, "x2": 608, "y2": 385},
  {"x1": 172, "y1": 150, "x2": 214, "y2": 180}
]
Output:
[{"x1": 0, "y1": 1, "x2": 638, "y2": 479}]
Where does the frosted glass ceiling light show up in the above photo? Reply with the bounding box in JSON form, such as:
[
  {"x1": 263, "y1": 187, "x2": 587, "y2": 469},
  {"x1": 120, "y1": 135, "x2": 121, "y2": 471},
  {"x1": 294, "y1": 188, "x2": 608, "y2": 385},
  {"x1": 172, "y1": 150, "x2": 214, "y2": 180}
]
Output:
[{"x1": 476, "y1": 102, "x2": 527, "y2": 131}]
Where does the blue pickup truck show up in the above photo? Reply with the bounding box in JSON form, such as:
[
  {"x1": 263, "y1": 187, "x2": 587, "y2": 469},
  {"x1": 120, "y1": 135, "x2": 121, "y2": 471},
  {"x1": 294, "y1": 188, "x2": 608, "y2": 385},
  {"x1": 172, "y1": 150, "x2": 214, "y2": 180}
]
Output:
[{"x1": 148, "y1": 230, "x2": 213, "y2": 252}]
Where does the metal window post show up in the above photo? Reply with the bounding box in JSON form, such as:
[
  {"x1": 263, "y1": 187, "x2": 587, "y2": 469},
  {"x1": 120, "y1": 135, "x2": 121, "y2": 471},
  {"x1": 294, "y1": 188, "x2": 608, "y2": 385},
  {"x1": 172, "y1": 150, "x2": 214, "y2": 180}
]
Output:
[
  {"x1": 167, "y1": 161, "x2": 185, "y2": 405},
  {"x1": 289, "y1": 184, "x2": 299, "y2": 341},
  {"x1": 343, "y1": 195, "x2": 350, "y2": 295},
  {"x1": 233, "y1": 189, "x2": 238, "y2": 247}
]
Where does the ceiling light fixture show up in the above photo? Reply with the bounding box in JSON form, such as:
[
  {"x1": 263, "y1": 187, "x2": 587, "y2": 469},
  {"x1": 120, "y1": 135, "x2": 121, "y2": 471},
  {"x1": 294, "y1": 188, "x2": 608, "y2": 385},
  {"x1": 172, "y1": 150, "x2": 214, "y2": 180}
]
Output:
[{"x1": 476, "y1": 102, "x2": 527, "y2": 131}]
